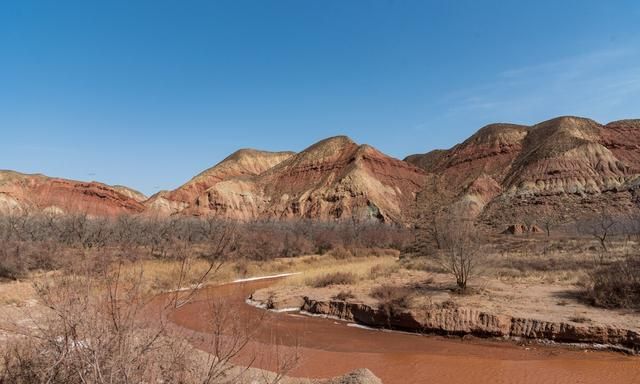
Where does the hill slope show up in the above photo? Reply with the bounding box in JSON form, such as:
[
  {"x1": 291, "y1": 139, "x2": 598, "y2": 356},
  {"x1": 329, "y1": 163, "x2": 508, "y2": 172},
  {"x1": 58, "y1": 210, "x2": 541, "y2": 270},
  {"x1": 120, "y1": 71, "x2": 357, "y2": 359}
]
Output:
[{"x1": 406, "y1": 116, "x2": 640, "y2": 225}]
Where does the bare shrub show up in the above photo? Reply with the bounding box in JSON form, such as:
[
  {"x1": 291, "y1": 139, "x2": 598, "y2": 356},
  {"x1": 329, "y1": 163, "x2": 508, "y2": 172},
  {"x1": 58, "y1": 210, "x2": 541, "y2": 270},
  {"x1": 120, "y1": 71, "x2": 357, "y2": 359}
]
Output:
[
  {"x1": 586, "y1": 256, "x2": 640, "y2": 309},
  {"x1": 0, "y1": 213, "x2": 409, "y2": 274},
  {"x1": 369, "y1": 263, "x2": 400, "y2": 279},
  {"x1": 370, "y1": 284, "x2": 412, "y2": 318},
  {"x1": 349, "y1": 247, "x2": 399, "y2": 258},
  {"x1": 310, "y1": 272, "x2": 356, "y2": 288},
  {"x1": 0, "y1": 244, "x2": 25, "y2": 280},
  {"x1": 327, "y1": 246, "x2": 353, "y2": 260},
  {"x1": 367, "y1": 247, "x2": 400, "y2": 258},
  {"x1": 0, "y1": 266, "x2": 189, "y2": 384}
]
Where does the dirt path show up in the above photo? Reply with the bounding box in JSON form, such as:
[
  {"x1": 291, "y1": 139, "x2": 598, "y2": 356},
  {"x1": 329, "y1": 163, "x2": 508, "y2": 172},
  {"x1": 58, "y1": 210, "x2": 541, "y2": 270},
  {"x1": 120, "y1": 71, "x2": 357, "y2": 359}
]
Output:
[{"x1": 167, "y1": 278, "x2": 640, "y2": 384}]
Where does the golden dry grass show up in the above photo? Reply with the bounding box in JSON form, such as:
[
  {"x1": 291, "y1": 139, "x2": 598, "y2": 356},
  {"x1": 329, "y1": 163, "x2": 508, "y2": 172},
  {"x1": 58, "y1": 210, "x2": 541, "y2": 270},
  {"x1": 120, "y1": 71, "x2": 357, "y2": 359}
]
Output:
[
  {"x1": 0, "y1": 279, "x2": 36, "y2": 306},
  {"x1": 114, "y1": 249, "x2": 400, "y2": 294},
  {"x1": 278, "y1": 254, "x2": 399, "y2": 288}
]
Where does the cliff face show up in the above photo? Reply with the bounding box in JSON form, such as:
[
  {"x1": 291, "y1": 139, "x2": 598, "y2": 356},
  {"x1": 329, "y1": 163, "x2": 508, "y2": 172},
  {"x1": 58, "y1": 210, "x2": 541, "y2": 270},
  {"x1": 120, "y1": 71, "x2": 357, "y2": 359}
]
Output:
[
  {"x1": 190, "y1": 136, "x2": 427, "y2": 224},
  {"x1": 0, "y1": 171, "x2": 145, "y2": 217},
  {"x1": 406, "y1": 117, "x2": 640, "y2": 224}
]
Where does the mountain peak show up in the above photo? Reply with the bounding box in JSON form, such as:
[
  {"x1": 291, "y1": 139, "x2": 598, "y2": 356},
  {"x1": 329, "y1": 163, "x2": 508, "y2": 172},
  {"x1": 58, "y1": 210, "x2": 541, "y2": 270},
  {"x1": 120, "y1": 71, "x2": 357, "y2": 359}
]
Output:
[
  {"x1": 303, "y1": 135, "x2": 356, "y2": 152},
  {"x1": 464, "y1": 123, "x2": 528, "y2": 147}
]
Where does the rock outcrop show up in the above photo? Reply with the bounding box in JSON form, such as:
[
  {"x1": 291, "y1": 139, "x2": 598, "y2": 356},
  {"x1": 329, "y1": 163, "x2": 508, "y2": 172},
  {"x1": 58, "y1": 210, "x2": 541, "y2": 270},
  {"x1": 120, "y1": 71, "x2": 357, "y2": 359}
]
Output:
[{"x1": 0, "y1": 170, "x2": 145, "y2": 216}]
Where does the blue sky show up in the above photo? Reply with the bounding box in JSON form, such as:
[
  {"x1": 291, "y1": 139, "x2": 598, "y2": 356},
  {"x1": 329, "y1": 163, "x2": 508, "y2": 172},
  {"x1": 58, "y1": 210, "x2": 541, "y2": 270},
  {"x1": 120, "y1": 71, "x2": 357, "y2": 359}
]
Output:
[{"x1": 1, "y1": 1, "x2": 639, "y2": 195}]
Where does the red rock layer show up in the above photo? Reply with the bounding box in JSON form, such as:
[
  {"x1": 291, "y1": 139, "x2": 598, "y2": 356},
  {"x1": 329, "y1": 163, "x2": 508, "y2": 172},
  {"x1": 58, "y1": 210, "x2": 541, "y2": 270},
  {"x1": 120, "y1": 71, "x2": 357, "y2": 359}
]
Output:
[{"x1": 0, "y1": 171, "x2": 145, "y2": 217}]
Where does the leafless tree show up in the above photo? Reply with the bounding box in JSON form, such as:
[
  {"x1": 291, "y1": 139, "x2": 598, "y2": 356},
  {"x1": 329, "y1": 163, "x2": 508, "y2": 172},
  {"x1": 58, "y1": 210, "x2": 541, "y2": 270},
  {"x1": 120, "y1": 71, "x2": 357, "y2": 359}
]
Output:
[
  {"x1": 579, "y1": 208, "x2": 617, "y2": 259},
  {"x1": 433, "y1": 213, "x2": 482, "y2": 292}
]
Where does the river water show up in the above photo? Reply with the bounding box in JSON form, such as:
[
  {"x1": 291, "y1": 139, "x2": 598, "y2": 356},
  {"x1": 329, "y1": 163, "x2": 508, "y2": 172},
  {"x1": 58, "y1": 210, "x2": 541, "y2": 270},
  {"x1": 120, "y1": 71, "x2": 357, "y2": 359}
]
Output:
[{"x1": 167, "y1": 278, "x2": 640, "y2": 384}]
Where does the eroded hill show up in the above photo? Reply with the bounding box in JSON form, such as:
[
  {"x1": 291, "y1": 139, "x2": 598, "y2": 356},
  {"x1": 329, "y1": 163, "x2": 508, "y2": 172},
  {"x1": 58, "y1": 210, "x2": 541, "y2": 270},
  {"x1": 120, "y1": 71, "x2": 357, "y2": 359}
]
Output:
[
  {"x1": 406, "y1": 116, "x2": 640, "y2": 225},
  {"x1": 181, "y1": 136, "x2": 427, "y2": 223}
]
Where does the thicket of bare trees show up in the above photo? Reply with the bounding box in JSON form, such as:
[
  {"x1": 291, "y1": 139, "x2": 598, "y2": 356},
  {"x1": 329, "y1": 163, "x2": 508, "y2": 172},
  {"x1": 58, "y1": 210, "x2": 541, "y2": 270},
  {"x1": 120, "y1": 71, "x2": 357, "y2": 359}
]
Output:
[{"x1": 0, "y1": 212, "x2": 411, "y2": 281}]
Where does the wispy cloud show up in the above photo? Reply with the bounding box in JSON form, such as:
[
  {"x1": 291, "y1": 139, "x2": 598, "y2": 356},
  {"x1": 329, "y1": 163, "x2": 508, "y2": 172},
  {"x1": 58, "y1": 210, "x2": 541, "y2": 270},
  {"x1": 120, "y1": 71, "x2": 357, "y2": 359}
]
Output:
[{"x1": 441, "y1": 46, "x2": 640, "y2": 125}]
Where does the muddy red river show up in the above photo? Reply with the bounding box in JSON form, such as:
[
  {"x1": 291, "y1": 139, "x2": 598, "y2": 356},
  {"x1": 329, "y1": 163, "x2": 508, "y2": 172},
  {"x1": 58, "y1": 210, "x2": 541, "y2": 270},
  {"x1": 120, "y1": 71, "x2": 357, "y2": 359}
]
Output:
[{"x1": 165, "y1": 278, "x2": 640, "y2": 384}]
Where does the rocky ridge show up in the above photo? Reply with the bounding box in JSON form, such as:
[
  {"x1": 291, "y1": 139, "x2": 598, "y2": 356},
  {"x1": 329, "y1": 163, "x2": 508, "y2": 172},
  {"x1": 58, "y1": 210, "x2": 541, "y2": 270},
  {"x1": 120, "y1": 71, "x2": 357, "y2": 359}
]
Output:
[
  {"x1": 0, "y1": 170, "x2": 145, "y2": 217},
  {"x1": 406, "y1": 116, "x2": 640, "y2": 224}
]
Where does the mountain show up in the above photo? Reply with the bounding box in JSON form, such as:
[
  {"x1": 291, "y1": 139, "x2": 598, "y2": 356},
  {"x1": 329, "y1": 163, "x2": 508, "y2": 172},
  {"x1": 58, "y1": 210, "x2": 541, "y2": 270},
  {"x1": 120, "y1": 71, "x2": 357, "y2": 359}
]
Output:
[
  {"x1": 0, "y1": 170, "x2": 145, "y2": 216},
  {"x1": 144, "y1": 149, "x2": 295, "y2": 215},
  {"x1": 3, "y1": 116, "x2": 637, "y2": 226},
  {"x1": 406, "y1": 116, "x2": 640, "y2": 225},
  {"x1": 177, "y1": 136, "x2": 427, "y2": 223}
]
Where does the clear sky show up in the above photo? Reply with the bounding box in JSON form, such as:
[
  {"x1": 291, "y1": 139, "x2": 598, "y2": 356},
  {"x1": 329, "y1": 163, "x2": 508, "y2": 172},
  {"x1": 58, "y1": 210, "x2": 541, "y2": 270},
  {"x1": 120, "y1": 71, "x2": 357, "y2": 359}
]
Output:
[{"x1": 1, "y1": 1, "x2": 639, "y2": 195}]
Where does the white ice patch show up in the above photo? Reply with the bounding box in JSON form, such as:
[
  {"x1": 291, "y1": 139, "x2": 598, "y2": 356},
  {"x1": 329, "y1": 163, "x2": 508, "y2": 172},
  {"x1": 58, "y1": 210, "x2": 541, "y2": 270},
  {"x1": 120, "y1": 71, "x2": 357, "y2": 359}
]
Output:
[
  {"x1": 233, "y1": 272, "x2": 300, "y2": 283},
  {"x1": 245, "y1": 298, "x2": 267, "y2": 309},
  {"x1": 298, "y1": 310, "x2": 347, "y2": 322},
  {"x1": 272, "y1": 307, "x2": 301, "y2": 313},
  {"x1": 346, "y1": 323, "x2": 378, "y2": 331},
  {"x1": 164, "y1": 283, "x2": 203, "y2": 293},
  {"x1": 245, "y1": 298, "x2": 300, "y2": 313}
]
